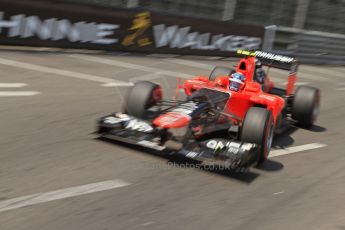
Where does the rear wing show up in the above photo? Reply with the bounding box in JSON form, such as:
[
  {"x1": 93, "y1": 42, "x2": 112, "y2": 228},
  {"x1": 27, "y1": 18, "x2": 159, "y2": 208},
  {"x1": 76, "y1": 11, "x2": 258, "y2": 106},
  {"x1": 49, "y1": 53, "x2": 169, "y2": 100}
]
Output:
[
  {"x1": 236, "y1": 50, "x2": 298, "y2": 95},
  {"x1": 236, "y1": 50, "x2": 298, "y2": 73}
]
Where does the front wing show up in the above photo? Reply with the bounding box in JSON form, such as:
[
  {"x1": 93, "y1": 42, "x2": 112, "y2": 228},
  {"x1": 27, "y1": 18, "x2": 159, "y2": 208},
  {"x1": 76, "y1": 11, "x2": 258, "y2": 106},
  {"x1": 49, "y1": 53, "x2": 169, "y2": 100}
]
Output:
[{"x1": 97, "y1": 113, "x2": 260, "y2": 168}]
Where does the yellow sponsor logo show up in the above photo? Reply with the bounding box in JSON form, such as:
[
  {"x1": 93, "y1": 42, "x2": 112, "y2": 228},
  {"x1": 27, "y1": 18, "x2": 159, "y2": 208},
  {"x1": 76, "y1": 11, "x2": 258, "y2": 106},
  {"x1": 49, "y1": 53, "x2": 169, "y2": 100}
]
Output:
[
  {"x1": 237, "y1": 49, "x2": 256, "y2": 56},
  {"x1": 122, "y1": 11, "x2": 152, "y2": 47}
]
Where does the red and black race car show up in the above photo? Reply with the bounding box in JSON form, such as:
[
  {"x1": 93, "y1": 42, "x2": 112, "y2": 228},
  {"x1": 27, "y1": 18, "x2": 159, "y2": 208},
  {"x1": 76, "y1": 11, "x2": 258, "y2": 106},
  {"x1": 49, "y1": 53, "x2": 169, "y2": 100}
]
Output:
[{"x1": 97, "y1": 50, "x2": 320, "y2": 168}]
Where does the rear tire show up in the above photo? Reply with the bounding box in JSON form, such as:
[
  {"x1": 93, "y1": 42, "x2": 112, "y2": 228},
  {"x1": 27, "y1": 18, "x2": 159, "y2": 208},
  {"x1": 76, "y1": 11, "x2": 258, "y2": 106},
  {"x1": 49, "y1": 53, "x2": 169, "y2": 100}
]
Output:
[
  {"x1": 125, "y1": 81, "x2": 162, "y2": 119},
  {"x1": 241, "y1": 107, "x2": 274, "y2": 165},
  {"x1": 292, "y1": 86, "x2": 320, "y2": 128},
  {"x1": 209, "y1": 66, "x2": 235, "y2": 81}
]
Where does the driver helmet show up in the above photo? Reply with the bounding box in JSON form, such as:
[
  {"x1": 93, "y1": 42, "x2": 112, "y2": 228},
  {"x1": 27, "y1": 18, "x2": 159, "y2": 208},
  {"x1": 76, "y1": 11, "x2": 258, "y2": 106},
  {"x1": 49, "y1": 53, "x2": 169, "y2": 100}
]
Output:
[{"x1": 230, "y1": 72, "x2": 245, "y2": 92}]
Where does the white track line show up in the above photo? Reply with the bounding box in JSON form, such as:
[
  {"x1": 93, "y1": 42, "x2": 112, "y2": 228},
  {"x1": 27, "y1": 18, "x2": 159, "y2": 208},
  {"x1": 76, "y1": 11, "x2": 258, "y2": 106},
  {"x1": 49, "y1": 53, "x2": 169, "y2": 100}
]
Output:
[
  {"x1": 298, "y1": 66, "x2": 345, "y2": 81},
  {"x1": 166, "y1": 58, "x2": 214, "y2": 70},
  {"x1": 222, "y1": 58, "x2": 240, "y2": 62},
  {"x1": 300, "y1": 66, "x2": 344, "y2": 78},
  {"x1": 129, "y1": 72, "x2": 163, "y2": 82},
  {"x1": 71, "y1": 54, "x2": 193, "y2": 79},
  {"x1": 166, "y1": 60, "x2": 286, "y2": 84},
  {"x1": 269, "y1": 143, "x2": 327, "y2": 158},
  {"x1": 118, "y1": 52, "x2": 130, "y2": 56},
  {"x1": 297, "y1": 72, "x2": 329, "y2": 82},
  {"x1": 206, "y1": 56, "x2": 223, "y2": 60},
  {"x1": 101, "y1": 82, "x2": 134, "y2": 87},
  {"x1": 102, "y1": 72, "x2": 164, "y2": 86},
  {"x1": 165, "y1": 59, "x2": 293, "y2": 84},
  {"x1": 270, "y1": 68, "x2": 329, "y2": 82},
  {"x1": 0, "y1": 58, "x2": 131, "y2": 86},
  {"x1": 0, "y1": 91, "x2": 40, "y2": 97},
  {"x1": 273, "y1": 191, "x2": 284, "y2": 195},
  {"x1": 0, "y1": 179, "x2": 130, "y2": 213},
  {"x1": 272, "y1": 78, "x2": 286, "y2": 83},
  {"x1": 0, "y1": 83, "x2": 27, "y2": 88},
  {"x1": 294, "y1": 82, "x2": 309, "y2": 86},
  {"x1": 147, "y1": 53, "x2": 180, "y2": 58}
]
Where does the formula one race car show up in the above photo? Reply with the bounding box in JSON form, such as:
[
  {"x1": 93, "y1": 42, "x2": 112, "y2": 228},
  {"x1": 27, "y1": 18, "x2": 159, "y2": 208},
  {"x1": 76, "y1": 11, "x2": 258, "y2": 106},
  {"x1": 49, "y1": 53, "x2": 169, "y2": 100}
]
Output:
[{"x1": 97, "y1": 50, "x2": 320, "y2": 168}]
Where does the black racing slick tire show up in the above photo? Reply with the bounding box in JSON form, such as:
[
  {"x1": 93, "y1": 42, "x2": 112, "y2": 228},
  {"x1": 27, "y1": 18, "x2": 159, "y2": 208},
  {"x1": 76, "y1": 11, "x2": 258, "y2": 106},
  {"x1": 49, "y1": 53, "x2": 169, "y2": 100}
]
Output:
[
  {"x1": 124, "y1": 81, "x2": 162, "y2": 119},
  {"x1": 209, "y1": 66, "x2": 235, "y2": 82},
  {"x1": 241, "y1": 107, "x2": 274, "y2": 165},
  {"x1": 292, "y1": 86, "x2": 320, "y2": 128}
]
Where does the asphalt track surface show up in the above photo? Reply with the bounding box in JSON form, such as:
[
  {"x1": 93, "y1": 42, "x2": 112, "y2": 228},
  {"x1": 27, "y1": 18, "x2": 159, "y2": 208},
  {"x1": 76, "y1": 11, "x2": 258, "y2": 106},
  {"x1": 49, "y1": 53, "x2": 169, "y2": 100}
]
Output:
[{"x1": 0, "y1": 47, "x2": 345, "y2": 230}]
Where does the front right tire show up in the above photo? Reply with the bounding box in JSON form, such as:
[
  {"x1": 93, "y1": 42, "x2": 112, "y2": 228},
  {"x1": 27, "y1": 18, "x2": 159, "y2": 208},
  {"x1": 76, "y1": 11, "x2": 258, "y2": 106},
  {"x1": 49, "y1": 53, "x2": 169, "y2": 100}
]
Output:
[{"x1": 241, "y1": 107, "x2": 274, "y2": 165}]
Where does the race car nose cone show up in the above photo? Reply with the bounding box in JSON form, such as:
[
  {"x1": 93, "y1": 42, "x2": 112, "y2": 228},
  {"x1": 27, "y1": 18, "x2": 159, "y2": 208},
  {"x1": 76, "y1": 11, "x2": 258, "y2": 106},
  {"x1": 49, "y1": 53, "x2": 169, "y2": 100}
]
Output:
[{"x1": 153, "y1": 112, "x2": 191, "y2": 129}]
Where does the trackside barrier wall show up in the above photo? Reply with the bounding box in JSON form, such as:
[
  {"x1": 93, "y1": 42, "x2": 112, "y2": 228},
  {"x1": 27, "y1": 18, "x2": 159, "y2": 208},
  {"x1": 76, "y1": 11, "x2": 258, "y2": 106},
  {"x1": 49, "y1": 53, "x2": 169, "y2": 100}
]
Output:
[
  {"x1": 0, "y1": 0, "x2": 264, "y2": 57},
  {"x1": 272, "y1": 27, "x2": 345, "y2": 65}
]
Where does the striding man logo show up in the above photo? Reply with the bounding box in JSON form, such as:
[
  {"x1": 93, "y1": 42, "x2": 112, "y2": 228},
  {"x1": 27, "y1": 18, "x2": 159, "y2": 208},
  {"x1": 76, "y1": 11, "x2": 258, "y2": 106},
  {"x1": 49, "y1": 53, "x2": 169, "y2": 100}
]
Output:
[{"x1": 122, "y1": 11, "x2": 152, "y2": 47}]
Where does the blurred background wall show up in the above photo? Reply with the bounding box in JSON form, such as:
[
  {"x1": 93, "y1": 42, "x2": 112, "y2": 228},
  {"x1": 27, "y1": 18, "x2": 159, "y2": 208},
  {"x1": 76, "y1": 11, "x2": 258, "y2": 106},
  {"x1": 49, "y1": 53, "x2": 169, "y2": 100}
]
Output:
[
  {"x1": 56, "y1": 0, "x2": 345, "y2": 34},
  {"x1": 2, "y1": 0, "x2": 344, "y2": 64}
]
